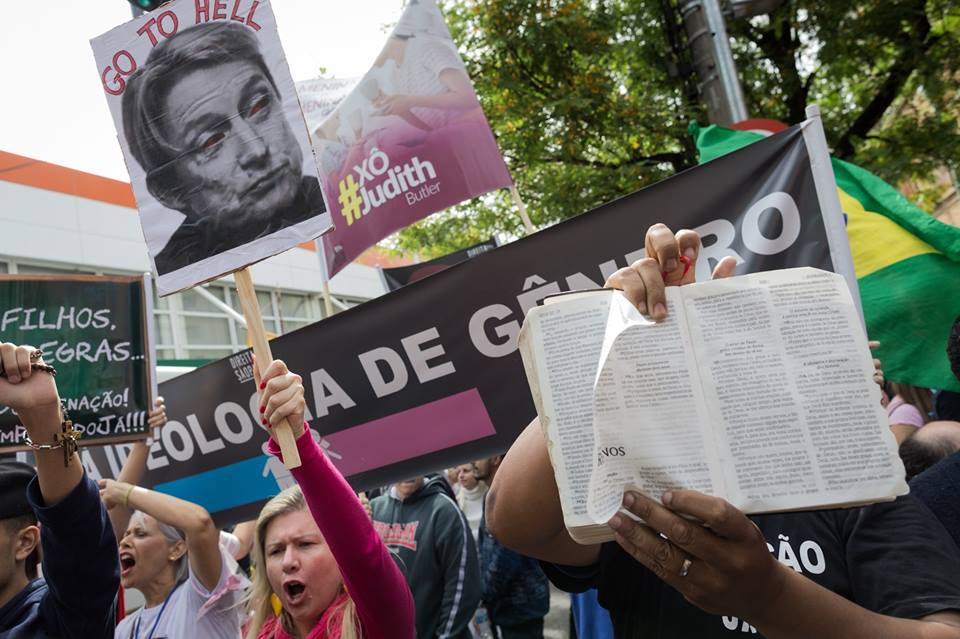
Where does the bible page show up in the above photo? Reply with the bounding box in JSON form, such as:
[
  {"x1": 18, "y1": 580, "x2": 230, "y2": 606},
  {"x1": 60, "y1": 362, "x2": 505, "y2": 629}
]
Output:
[
  {"x1": 518, "y1": 290, "x2": 615, "y2": 537},
  {"x1": 681, "y1": 268, "x2": 907, "y2": 513},
  {"x1": 586, "y1": 289, "x2": 723, "y2": 524}
]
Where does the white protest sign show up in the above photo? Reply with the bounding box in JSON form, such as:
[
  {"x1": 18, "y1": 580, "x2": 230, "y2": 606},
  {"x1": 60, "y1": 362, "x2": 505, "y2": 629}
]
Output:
[{"x1": 91, "y1": 0, "x2": 332, "y2": 296}]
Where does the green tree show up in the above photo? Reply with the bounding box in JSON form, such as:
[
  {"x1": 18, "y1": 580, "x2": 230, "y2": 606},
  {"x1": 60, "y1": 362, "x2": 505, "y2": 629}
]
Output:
[{"x1": 392, "y1": 0, "x2": 959, "y2": 257}]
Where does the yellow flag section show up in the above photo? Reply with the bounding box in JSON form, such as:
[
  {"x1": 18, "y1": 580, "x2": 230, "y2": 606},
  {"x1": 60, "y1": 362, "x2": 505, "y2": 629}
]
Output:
[
  {"x1": 832, "y1": 157, "x2": 960, "y2": 392},
  {"x1": 840, "y1": 189, "x2": 938, "y2": 279},
  {"x1": 693, "y1": 122, "x2": 960, "y2": 392}
]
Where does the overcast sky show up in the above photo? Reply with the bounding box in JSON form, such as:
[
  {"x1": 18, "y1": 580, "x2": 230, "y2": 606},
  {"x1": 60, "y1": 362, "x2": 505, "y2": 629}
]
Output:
[{"x1": 0, "y1": 0, "x2": 406, "y2": 181}]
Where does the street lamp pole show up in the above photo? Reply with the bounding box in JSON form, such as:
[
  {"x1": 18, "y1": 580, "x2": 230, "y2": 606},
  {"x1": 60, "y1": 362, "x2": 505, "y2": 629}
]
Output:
[{"x1": 678, "y1": 0, "x2": 749, "y2": 125}]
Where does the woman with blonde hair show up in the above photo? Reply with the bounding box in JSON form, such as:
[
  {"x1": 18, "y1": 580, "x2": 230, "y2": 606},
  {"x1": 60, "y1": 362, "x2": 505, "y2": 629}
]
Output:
[{"x1": 246, "y1": 359, "x2": 414, "y2": 639}]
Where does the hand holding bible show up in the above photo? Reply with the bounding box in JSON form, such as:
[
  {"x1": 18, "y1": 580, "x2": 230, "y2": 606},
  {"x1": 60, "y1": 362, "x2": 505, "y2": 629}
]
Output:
[
  {"x1": 609, "y1": 489, "x2": 787, "y2": 623},
  {"x1": 604, "y1": 223, "x2": 737, "y2": 319}
]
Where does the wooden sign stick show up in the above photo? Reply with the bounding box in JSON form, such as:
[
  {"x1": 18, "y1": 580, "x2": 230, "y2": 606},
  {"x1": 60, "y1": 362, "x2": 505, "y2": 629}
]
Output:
[{"x1": 233, "y1": 268, "x2": 302, "y2": 469}]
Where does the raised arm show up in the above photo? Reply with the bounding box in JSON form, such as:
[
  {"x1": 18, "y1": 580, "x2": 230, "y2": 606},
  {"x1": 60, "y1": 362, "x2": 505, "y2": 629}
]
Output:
[
  {"x1": 1, "y1": 343, "x2": 119, "y2": 639},
  {"x1": 603, "y1": 224, "x2": 960, "y2": 639},
  {"x1": 100, "y1": 479, "x2": 220, "y2": 591},
  {"x1": 257, "y1": 359, "x2": 415, "y2": 637},
  {"x1": 486, "y1": 417, "x2": 600, "y2": 567},
  {"x1": 107, "y1": 397, "x2": 166, "y2": 539},
  {"x1": 1, "y1": 343, "x2": 82, "y2": 504},
  {"x1": 230, "y1": 520, "x2": 256, "y2": 561}
]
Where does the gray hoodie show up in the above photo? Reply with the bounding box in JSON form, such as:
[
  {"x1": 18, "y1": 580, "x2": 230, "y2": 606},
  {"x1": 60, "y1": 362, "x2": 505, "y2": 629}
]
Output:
[{"x1": 371, "y1": 476, "x2": 481, "y2": 639}]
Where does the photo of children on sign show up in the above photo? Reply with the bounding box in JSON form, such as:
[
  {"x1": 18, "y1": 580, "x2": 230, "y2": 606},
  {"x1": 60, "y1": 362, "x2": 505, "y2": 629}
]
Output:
[
  {"x1": 301, "y1": 0, "x2": 513, "y2": 277},
  {"x1": 91, "y1": 0, "x2": 331, "y2": 296}
]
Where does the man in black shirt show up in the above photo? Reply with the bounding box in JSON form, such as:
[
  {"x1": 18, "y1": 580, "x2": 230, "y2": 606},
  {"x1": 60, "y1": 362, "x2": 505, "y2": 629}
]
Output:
[
  {"x1": 486, "y1": 223, "x2": 960, "y2": 639},
  {"x1": 542, "y1": 496, "x2": 960, "y2": 637}
]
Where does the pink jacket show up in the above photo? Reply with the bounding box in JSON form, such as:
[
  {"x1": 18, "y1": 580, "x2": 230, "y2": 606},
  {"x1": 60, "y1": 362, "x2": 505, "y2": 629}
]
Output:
[{"x1": 258, "y1": 428, "x2": 415, "y2": 638}]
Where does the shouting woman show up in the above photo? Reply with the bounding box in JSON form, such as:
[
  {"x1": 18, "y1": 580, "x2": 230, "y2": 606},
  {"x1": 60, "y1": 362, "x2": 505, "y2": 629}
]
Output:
[
  {"x1": 245, "y1": 359, "x2": 414, "y2": 639},
  {"x1": 99, "y1": 478, "x2": 246, "y2": 638}
]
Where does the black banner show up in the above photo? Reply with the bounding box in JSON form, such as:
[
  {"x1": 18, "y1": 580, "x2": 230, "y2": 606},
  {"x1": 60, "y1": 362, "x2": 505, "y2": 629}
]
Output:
[
  {"x1": 1, "y1": 275, "x2": 153, "y2": 450},
  {"x1": 82, "y1": 125, "x2": 841, "y2": 525},
  {"x1": 381, "y1": 239, "x2": 499, "y2": 291}
]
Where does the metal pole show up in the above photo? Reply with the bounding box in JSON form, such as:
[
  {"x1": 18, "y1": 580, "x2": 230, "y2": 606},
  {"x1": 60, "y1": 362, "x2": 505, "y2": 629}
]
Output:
[
  {"x1": 702, "y1": 0, "x2": 748, "y2": 123},
  {"x1": 679, "y1": 0, "x2": 749, "y2": 125}
]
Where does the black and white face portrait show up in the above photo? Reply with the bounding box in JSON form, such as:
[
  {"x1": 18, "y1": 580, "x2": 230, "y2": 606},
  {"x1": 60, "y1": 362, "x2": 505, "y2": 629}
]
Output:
[
  {"x1": 157, "y1": 59, "x2": 305, "y2": 235},
  {"x1": 93, "y1": 1, "x2": 330, "y2": 295}
]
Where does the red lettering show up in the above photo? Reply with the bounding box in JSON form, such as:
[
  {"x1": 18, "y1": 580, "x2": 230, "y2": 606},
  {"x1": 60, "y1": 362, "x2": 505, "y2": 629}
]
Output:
[
  {"x1": 112, "y1": 50, "x2": 137, "y2": 76},
  {"x1": 100, "y1": 50, "x2": 137, "y2": 96},
  {"x1": 230, "y1": 0, "x2": 245, "y2": 23},
  {"x1": 195, "y1": 0, "x2": 210, "y2": 23},
  {"x1": 101, "y1": 66, "x2": 125, "y2": 96},
  {"x1": 246, "y1": 0, "x2": 261, "y2": 30},
  {"x1": 156, "y1": 11, "x2": 179, "y2": 37},
  {"x1": 213, "y1": 0, "x2": 227, "y2": 19},
  {"x1": 137, "y1": 18, "x2": 159, "y2": 46}
]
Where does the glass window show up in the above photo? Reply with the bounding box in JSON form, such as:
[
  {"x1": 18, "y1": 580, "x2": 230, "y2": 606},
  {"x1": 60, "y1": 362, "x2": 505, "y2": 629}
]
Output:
[
  {"x1": 181, "y1": 287, "x2": 226, "y2": 313},
  {"x1": 17, "y1": 263, "x2": 93, "y2": 275},
  {"x1": 278, "y1": 293, "x2": 314, "y2": 319},
  {"x1": 155, "y1": 315, "x2": 175, "y2": 345},
  {"x1": 230, "y1": 289, "x2": 273, "y2": 314},
  {"x1": 183, "y1": 315, "x2": 231, "y2": 345},
  {"x1": 279, "y1": 319, "x2": 311, "y2": 333},
  {"x1": 0, "y1": 261, "x2": 7, "y2": 273},
  {"x1": 156, "y1": 348, "x2": 177, "y2": 360},
  {"x1": 153, "y1": 290, "x2": 170, "y2": 311},
  {"x1": 183, "y1": 347, "x2": 233, "y2": 360}
]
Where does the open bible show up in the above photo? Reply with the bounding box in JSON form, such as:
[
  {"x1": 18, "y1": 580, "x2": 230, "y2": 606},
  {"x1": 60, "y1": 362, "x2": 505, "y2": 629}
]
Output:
[{"x1": 518, "y1": 267, "x2": 908, "y2": 545}]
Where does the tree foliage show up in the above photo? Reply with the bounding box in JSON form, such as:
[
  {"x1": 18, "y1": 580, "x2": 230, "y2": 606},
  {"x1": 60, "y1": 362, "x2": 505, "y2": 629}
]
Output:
[{"x1": 391, "y1": 0, "x2": 960, "y2": 257}]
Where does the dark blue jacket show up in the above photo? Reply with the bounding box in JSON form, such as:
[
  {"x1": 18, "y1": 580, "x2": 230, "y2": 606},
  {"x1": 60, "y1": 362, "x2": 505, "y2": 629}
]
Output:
[
  {"x1": 477, "y1": 508, "x2": 550, "y2": 627},
  {"x1": 0, "y1": 474, "x2": 119, "y2": 638}
]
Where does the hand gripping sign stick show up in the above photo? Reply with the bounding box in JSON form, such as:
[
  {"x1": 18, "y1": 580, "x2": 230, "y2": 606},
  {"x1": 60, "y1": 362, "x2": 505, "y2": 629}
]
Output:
[{"x1": 234, "y1": 268, "x2": 301, "y2": 469}]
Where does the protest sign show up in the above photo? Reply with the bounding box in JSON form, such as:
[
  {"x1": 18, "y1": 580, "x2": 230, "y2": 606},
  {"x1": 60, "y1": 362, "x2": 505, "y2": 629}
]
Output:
[
  {"x1": 1, "y1": 275, "x2": 154, "y2": 451},
  {"x1": 308, "y1": 0, "x2": 513, "y2": 277},
  {"x1": 91, "y1": 0, "x2": 332, "y2": 296},
  {"x1": 297, "y1": 76, "x2": 359, "y2": 142},
  {"x1": 82, "y1": 120, "x2": 853, "y2": 526},
  {"x1": 380, "y1": 239, "x2": 498, "y2": 291}
]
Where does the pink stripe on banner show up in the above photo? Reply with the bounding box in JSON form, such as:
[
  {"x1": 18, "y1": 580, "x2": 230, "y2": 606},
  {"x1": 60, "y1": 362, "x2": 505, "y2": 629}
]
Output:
[{"x1": 323, "y1": 389, "x2": 495, "y2": 477}]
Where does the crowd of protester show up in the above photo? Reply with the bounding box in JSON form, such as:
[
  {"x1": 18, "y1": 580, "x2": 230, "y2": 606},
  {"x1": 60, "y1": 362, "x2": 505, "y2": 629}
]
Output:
[{"x1": 2, "y1": 223, "x2": 959, "y2": 638}]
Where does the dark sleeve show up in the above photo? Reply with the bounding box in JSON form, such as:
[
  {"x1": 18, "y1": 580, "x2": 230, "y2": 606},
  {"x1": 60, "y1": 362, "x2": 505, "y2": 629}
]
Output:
[
  {"x1": 539, "y1": 558, "x2": 600, "y2": 594},
  {"x1": 27, "y1": 473, "x2": 119, "y2": 639},
  {"x1": 909, "y1": 452, "x2": 960, "y2": 551},
  {"x1": 844, "y1": 494, "x2": 960, "y2": 619},
  {"x1": 434, "y1": 498, "x2": 481, "y2": 638}
]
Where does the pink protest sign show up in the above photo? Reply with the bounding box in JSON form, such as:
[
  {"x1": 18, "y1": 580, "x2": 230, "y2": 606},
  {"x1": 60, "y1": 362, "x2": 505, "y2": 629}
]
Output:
[{"x1": 299, "y1": 0, "x2": 513, "y2": 277}]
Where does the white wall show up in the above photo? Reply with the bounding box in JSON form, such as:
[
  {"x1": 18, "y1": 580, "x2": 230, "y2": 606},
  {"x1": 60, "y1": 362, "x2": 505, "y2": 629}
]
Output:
[{"x1": 0, "y1": 180, "x2": 386, "y2": 299}]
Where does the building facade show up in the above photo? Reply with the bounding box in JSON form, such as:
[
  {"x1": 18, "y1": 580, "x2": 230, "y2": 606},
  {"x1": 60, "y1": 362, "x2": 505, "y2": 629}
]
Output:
[{"x1": 0, "y1": 150, "x2": 389, "y2": 378}]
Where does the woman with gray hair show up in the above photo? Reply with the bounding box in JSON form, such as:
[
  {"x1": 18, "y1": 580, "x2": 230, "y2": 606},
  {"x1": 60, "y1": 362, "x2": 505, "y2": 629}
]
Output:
[{"x1": 98, "y1": 479, "x2": 246, "y2": 638}]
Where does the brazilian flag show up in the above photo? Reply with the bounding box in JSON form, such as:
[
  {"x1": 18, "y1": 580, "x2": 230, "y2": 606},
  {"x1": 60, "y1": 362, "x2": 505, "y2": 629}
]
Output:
[{"x1": 693, "y1": 123, "x2": 960, "y2": 392}]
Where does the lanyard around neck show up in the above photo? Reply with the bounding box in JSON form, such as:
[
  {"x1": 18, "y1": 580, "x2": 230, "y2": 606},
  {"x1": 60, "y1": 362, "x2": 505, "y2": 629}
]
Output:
[{"x1": 132, "y1": 582, "x2": 178, "y2": 639}]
